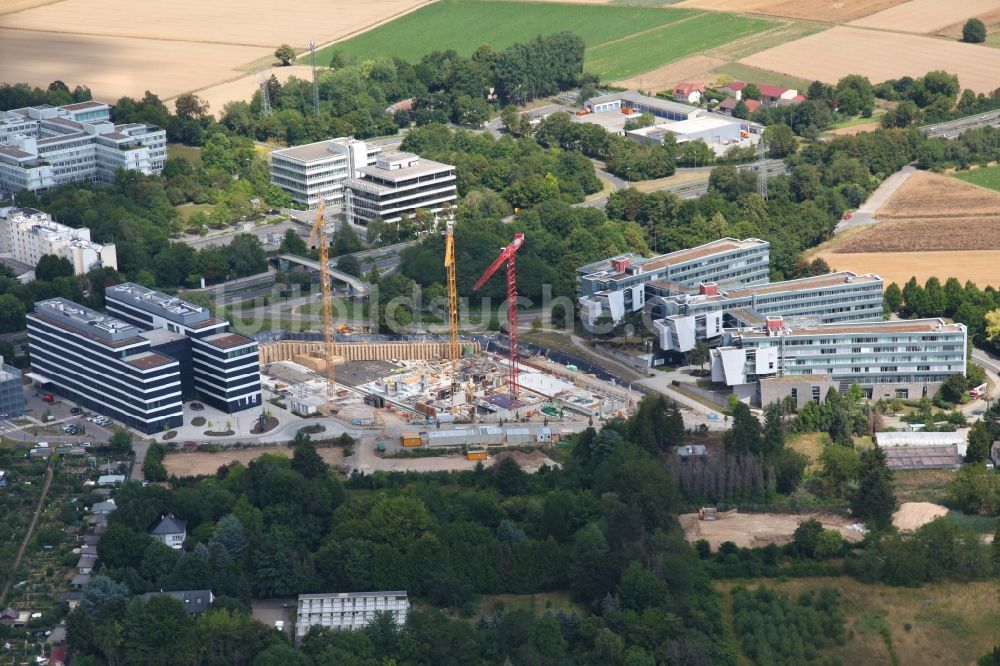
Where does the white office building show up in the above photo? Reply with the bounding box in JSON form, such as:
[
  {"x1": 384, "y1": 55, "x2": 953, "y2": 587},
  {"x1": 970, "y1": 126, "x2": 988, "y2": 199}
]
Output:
[
  {"x1": 0, "y1": 207, "x2": 117, "y2": 274},
  {"x1": 344, "y1": 151, "x2": 457, "y2": 225},
  {"x1": 649, "y1": 271, "x2": 884, "y2": 353},
  {"x1": 0, "y1": 101, "x2": 166, "y2": 195},
  {"x1": 295, "y1": 591, "x2": 409, "y2": 640},
  {"x1": 710, "y1": 317, "x2": 967, "y2": 406},
  {"x1": 268, "y1": 137, "x2": 379, "y2": 209},
  {"x1": 577, "y1": 238, "x2": 771, "y2": 329}
]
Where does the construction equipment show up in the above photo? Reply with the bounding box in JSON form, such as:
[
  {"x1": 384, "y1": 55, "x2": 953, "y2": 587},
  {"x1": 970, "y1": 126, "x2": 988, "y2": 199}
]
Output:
[
  {"x1": 308, "y1": 200, "x2": 336, "y2": 397},
  {"x1": 444, "y1": 219, "x2": 461, "y2": 395},
  {"x1": 699, "y1": 507, "x2": 738, "y2": 521},
  {"x1": 473, "y1": 233, "x2": 525, "y2": 399}
]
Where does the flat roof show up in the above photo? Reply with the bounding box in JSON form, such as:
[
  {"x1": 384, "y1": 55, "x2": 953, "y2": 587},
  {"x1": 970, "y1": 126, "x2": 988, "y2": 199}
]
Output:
[
  {"x1": 203, "y1": 332, "x2": 255, "y2": 349},
  {"x1": 123, "y1": 352, "x2": 174, "y2": 369},
  {"x1": 356, "y1": 154, "x2": 453, "y2": 182},
  {"x1": 270, "y1": 137, "x2": 360, "y2": 163},
  {"x1": 299, "y1": 591, "x2": 407, "y2": 601},
  {"x1": 640, "y1": 238, "x2": 766, "y2": 274},
  {"x1": 584, "y1": 90, "x2": 700, "y2": 117},
  {"x1": 722, "y1": 272, "x2": 882, "y2": 298},
  {"x1": 106, "y1": 282, "x2": 209, "y2": 324},
  {"x1": 741, "y1": 318, "x2": 964, "y2": 338},
  {"x1": 61, "y1": 101, "x2": 109, "y2": 111},
  {"x1": 31, "y1": 299, "x2": 144, "y2": 347}
]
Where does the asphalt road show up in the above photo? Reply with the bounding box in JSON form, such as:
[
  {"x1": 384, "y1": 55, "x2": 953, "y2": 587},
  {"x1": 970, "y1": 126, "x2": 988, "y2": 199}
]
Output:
[{"x1": 920, "y1": 110, "x2": 1000, "y2": 139}]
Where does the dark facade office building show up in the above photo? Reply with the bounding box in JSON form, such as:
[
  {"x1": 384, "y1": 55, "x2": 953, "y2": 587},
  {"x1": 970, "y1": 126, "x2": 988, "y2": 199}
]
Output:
[
  {"x1": 27, "y1": 298, "x2": 183, "y2": 433},
  {"x1": 105, "y1": 283, "x2": 261, "y2": 413}
]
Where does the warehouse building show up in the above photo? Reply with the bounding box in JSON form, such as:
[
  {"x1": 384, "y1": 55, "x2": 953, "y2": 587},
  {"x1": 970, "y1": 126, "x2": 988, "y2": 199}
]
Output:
[
  {"x1": 627, "y1": 116, "x2": 742, "y2": 148},
  {"x1": 268, "y1": 137, "x2": 379, "y2": 209},
  {"x1": 0, "y1": 101, "x2": 165, "y2": 196},
  {"x1": 27, "y1": 298, "x2": 184, "y2": 433},
  {"x1": 296, "y1": 591, "x2": 409, "y2": 640},
  {"x1": 710, "y1": 317, "x2": 967, "y2": 405},
  {"x1": 577, "y1": 238, "x2": 771, "y2": 329},
  {"x1": 0, "y1": 207, "x2": 117, "y2": 274},
  {"x1": 649, "y1": 272, "x2": 884, "y2": 353},
  {"x1": 105, "y1": 283, "x2": 262, "y2": 414},
  {"x1": 583, "y1": 90, "x2": 703, "y2": 122},
  {"x1": 344, "y1": 151, "x2": 457, "y2": 226}
]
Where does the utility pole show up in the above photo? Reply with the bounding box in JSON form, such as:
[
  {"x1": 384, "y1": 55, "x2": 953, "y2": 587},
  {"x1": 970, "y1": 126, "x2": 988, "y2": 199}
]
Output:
[
  {"x1": 258, "y1": 69, "x2": 271, "y2": 117},
  {"x1": 756, "y1": 138, "x2": 768, "y2": 202}
]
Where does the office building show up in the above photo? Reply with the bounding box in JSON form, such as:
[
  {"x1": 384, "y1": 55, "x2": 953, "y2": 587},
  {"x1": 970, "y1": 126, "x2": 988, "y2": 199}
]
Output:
[
  {"x1": 577, "y1": 238, "x2": 771, "y2": 329},
  {"x1": 0, "y1": 101, "x2": 166, "y2": 196},
  {"x1": 344, "y1": 151, "x2": 457, "y2": 225},
  {"x1": 0, "y1": 357, "x2": 25, "y2": 419},
  {"x1": 296, "y1": 591, "x2": 409, "y2": 640},
  {"x1": 648, "y1": 271, "x2": 884, "y2": 353},
  {"x1": 105, "y1": 283, "x2": 262, "y2": 414},
  {"x1": 26, "y1": 298, "x2": 183, "y2": 433},
  {"x1": 710, "y1": 317, "x2": 967, "y2": 405},
  {"x1": 0, "y1": 207, "x2": 117, "y2": 273},
  {"x1": 268, "y1": 137, "x2": 379, "y2": 209}
]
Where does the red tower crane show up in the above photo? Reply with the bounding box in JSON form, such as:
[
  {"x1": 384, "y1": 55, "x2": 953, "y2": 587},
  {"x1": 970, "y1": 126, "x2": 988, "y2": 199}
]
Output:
[{"x1": 474, "y1": 233, "x2": 525, "y2": 399}]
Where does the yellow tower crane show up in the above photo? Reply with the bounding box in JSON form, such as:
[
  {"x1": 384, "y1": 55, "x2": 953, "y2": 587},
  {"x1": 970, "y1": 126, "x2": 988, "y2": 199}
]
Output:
[
  {"x1": 444, "y1": 219, "x2": 461, "y2": 404},
  {"x1": 309, "y1": 200, "x2": 336, "y2": 397}
]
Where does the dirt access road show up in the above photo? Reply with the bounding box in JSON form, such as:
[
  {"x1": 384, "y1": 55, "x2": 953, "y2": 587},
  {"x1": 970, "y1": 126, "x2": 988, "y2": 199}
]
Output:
[
  {"x1": 679, "y1": 511, "x2": 864, "y2": 550},
  {"x1": 0, "y1": 455, "x2": 54, "y2": 606}
]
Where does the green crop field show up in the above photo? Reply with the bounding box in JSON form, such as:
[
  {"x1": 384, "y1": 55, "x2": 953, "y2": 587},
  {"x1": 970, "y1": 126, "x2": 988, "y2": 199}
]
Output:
[
  {"x1": 585, "y1": 12, "x2": 776, "y2": 81},
  {"x1": 311, "y1": 0, "x2": 773, "y2": 82},
  {"x1": 953, "y1": 165, "x2": 1000, "y2": 192}
]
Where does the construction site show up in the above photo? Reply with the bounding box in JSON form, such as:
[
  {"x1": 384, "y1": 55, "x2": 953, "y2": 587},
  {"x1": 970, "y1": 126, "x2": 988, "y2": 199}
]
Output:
[{"x1": 253, "y1": 209, "x2": 639, "y2": 452}]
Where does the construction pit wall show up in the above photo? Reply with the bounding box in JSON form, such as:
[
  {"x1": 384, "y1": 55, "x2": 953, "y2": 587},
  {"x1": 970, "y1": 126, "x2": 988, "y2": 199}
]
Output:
[{"x1": 258, "y1": 340, "x2": 481, "y2": 367}]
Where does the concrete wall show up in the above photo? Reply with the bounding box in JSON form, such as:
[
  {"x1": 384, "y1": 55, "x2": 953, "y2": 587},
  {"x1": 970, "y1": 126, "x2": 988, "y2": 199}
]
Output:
[
  {"x1": 259, "y1": 340, "x2": 482, "y2": 365},
  {"x1": 760, "y1": 377, "x2": 838, "y2": 410}
]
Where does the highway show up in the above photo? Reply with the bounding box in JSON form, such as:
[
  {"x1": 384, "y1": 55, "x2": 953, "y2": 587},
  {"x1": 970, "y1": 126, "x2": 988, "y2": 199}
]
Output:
[{"x1": 919, "y1": 110, "x2": 1000, "y2": 139}]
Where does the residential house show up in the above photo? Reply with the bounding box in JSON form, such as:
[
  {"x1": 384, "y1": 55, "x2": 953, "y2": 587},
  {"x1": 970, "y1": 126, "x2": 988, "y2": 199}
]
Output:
[
  {"x1": 673, "y1": 83, "x2": 704, "y2": 105},
  {"x1": 76, "y1": 554, "x2": 97, "y2": 574},
  {"x1": 150, "y1": 514, "x2": 186, "y2": 549},
  {"x1": 717, "y1": 97, "x2": 761, "y2": 116}
]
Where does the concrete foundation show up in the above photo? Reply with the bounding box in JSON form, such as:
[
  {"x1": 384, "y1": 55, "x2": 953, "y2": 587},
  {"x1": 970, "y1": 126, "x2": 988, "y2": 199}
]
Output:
[{"x1": 259, "y1": 340, "x2": 481, "y2": 366}]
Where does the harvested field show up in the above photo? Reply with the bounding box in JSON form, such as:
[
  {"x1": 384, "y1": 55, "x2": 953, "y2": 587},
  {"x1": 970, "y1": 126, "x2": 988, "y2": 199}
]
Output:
[
  {"x1": 850, "y1": 0, "x2": 1000, "y2": 33},
  {"x1": 0, "y1": 0, "x2": 430, "y2": 104},
  {"x1": 678, "y1": 511, "x2": 864, "y2": 550},
  {"x1": 673, "y1": 0, "x2": 907, "y2": 22},
  {"x1": 833, "y1": 218, "x2": 1000, "y2": 252},
  {"x1": 937, "y1": 8, "x2": 1000, "y2": 39},
  {"x1": 613, "y1": 54, "x2": 725, "y2": 91},
  {"x1": 877, "y1": 170, "x2": 1000, "y2": 218},
  {"x1": 815, "y1": 249, "x2": 1000, "y2": 287},
  {"x1": 741, "y1": 26, "x2": 1000, "y2": 93},
  {"x1": 164, "y1": 446, "x2": 343, "y2": 477},
  {"x1": 892, "y1": 501, "x2": 949, "y2": 530}
]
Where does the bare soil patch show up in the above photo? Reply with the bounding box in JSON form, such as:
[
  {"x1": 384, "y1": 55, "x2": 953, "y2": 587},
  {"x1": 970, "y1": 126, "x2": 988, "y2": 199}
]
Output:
[
  {"x1": 612, "y1": 54, "x2": 724, "y2": 91},
  {"x1": 833, "y1": 217, "x2": 1000, "y2": 252},
  {"x1": 673, "y1": 0, "x2": 906, "y2": 22},
  {"x1": 892, "y1": 501, "x2": 949, "y2": 530},
  {"x1": 165, "y1": 446, "x2": 343, "y2": 477},
  {"x1": 876, "y1": 171, "x2": 1000, "y2": 218},
  {"x1": 679, "y1": 511, "x2": 864, "y2": 550},
  {"x1": 815, "y1": 249, "x2": 1000, "y2": 287},
  {"x1": 850, "y1": 0, "x2": 1000, "y2": 33},
  {"x1": 741, "y1": 26, "x2": 1000, "y2": 93}
]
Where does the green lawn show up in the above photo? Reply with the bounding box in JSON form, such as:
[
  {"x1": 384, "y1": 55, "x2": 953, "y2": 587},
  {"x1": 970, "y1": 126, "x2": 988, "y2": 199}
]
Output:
[
  {"x1": 167, "y1": 142, "x2": 202, "y2": 167},
  {"x1": 313, "y1": 0, "x2": 697, "y2": 69},
  {"x1": 712, "y1": 62, "x2": 815, "y2": 93},
  {"x1": 584, "y1": 13, "x2": 776, "y2": 81},
  {"x1": 953, "y1": 165, "x2": 1000, "y2": 192}
]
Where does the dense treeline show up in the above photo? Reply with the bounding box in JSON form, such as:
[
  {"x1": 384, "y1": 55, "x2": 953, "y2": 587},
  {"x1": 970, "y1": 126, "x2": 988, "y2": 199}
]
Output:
[
  {"x1": 68, "y1": 400, "x2": 741, "y2": 665},
  {"x1": 884, "y1": 275, "x2": 1000, "y2": 354},
  {"x1": 0, "y1": 80, "x2": 93, "y2": 110},
  {"x1": 731, "y1": 585, "x2": 846, "y2": 665},
  {"x1": 878, "y1": 70, "x2": 1000, "y2": 127}
]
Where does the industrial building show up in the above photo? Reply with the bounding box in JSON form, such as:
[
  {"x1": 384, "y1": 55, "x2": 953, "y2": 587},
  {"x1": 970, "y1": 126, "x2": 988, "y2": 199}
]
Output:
[
  {"x1": 0, "y1": 207, "x2": 117, "y2": 274},
  {"x1": 583, "y1": 91, "x2": 704, "y2": 121},
  {"x1": 577, "y1": 238, "x2": 771, "y2": 329},
  {"x1": 875, "y1": 431, "x2": 966, "y2": 471},
  {"x1": 710, "y1": 317, "x2": 967, "y2": 405},
  {"x1": 648, "y1": 271, "x2": 884, "y2": 353},
  {"x1": 268, "y1": 137, "x2": 379, "y2": 209},
  {"x1": 296, "y1": 591, "x2": 409, "y2": 640},
  {"x1": 26, "y1": 298, "x2": 184, "y2": 433},
  {"x1": 105, "y1": 283, "x2": 262, "y2": 414},
  {"x1": 0, "y1": 101, "x2": 166, "y2": 196},
  {"x1": 627, "y1": 116, "x2": 743, "y2": 149},
  {"x1": 344, "y1": 151, "x2": 457, "y2": 226}
]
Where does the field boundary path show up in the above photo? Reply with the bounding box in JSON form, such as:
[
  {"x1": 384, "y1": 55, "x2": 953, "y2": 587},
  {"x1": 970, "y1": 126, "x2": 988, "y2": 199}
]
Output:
[
  {"x1": 834, "y1": 164, "x2": 916, "y2": 232},
  {"x1": 0, "y1": 455, "x2": 55, "y2": 606}
]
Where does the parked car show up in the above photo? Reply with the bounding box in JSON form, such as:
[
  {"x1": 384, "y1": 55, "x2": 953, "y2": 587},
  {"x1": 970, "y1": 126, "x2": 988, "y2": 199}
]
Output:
[{"x1": 70, "y1": 407, "x2": 82, "y2": 414}]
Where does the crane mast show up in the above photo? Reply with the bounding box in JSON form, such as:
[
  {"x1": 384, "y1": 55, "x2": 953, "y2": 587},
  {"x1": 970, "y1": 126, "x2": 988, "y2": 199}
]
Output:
[
  {"x1": 474, "y1": 233, "x2": 525, "y2": 399},
  {"x1": 444, "y1": 220, "x2": 460, "y2": 366},
  {"x1": 309, "y1": 200, "x2": 336, "y2": 397}
]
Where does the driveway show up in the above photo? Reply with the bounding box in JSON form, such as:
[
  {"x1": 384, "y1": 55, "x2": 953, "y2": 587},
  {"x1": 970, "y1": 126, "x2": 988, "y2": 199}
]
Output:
[{"x1": 834, "y1": 165, "x2": 916, "y2": 233}]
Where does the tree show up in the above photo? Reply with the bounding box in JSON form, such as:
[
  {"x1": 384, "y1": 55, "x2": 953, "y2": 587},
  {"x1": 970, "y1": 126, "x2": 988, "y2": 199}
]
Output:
[
  {"x1": 724, "y1": 402, "x2": 762, "y2": 455},
  {"x1": 109, "y1": 429, "x2": 133, "y2": 455},
  {"x1": 852, "y1": 447, "x2": 895, "y2": 529},
  {"x1": 275, "y1": 44, "x2": 296, "y2": 66},
  {"x1": 228, "y1": 234, "x2": 267, "y2": 277},
  {"x1": 939, "y1": 373, "x2": 968, "y2": 404},
  {"x1": 883, "y1": 282, "x2": 902, "y2": 313},
  {"x1": 762, "y1": 124, "x2": 796, "y2": 158},
  {"x1": 689, "y1": 340, "x2": 710, "y2": 373},
  {"x1": 963, "y1": 18, "x2": 987, "y2": 43},
  {"x1": 820, "y1": 444, "x2": 860, "y2": 497},
  {"x1": 967, "y1": 420, "x2": 992, "y2": 464},
  {"x1": 986, "y1": 309, "x2": 1000, "y2": 341},
  {"x1": 0, "y1": 294, "x2": 26, "y2": 332},
  {"x1": 762, "y1": 401, "x2": 785, "y2": 456},
  {"x1": 209, "y1": 515, "x2": 248, "y2": 558},
  {"x1": 36, "y1": 254, "x2": 74, "y2": 281},
  {"x1": 336, "y1": 254, "x2": 361, "y2": 277},
  {"x1": 743, "y1": 84, "x2": 762, "y2": 101},
  {"x1": 491, "y1": 456, "x2": 529, "y2": 496},
  {"x1": 279, "y1": 229, "x2": 307, "y2": 255}
]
